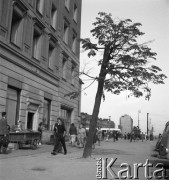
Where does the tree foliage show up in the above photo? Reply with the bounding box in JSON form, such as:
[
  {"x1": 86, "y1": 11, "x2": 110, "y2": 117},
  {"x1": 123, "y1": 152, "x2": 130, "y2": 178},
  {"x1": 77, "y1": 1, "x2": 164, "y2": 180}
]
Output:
[
  {"x1": 81, "y1": 12, "x2": 166, "y2": 101},
  {"x1": 80, "y1": 12, "x2": 167, "y2": 158}
]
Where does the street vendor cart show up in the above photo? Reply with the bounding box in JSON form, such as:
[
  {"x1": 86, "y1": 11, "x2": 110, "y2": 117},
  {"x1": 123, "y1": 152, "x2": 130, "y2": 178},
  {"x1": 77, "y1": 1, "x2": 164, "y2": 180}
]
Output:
[{"x1": 9, "y1": 130, "x2": 41, "y2": 150}]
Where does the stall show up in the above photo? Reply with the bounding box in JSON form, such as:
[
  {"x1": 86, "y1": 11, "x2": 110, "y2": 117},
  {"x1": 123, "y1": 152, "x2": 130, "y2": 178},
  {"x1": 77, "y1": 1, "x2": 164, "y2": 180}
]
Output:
[{"x1": 9, "y1": 130, "x2": 41, "y2": 150}]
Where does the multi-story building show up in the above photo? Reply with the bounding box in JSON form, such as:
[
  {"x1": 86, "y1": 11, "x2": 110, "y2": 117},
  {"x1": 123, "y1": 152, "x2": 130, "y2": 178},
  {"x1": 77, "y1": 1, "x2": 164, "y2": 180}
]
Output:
[
  {"x1": 0, "y1": 0, "x2": 82, "y2": 140},
  {"x1": 119, "y1": 114, "x2": 133, "y2": 134}
]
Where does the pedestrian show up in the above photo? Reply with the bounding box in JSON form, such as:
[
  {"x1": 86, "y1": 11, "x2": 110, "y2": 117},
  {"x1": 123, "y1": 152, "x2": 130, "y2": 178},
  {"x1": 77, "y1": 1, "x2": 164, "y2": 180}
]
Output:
[
  {"x1": 124, "y1": 132, "x2": 127, "y2": 140},
  {"x1": 51, "y1": 118, "x2": 67, "y2": 155},
  {"x1": 38, "y1": 122, "x2": 44, "y2": 145},
  {"x1": 92, "y1": 129, "x2": 98, "y2": 149},
  {"x1": 97, "y1": 127, "x2": 102, "y2": 146},
  {"x1": 69, "y1": 123, "x2": 77, "y2": 146},
  {"x1": 0, "y1": 112, "x2": 9, "y2": 154},
  {"x1": 77, "y1": 124, "x2": 86, "y2": 148}
]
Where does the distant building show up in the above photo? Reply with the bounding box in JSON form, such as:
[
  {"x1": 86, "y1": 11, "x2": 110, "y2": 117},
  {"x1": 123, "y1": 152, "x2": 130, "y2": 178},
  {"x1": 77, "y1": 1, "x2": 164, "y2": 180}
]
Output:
[
  {"x1": 0, "y1": 0, "x2": 82, "y2": 141},
  {"x1": 81, "y1": 113, "x2": 115, "y2": 129},
  {"x1": 119, "y1": 115, "x2": 133, "y2": 134}
]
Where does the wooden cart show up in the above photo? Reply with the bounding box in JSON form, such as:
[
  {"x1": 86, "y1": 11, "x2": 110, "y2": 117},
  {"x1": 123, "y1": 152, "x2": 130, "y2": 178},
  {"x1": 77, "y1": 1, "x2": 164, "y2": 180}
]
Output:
[{"x1": 9, "y1": 131, "x2": 41, "y2": 150}]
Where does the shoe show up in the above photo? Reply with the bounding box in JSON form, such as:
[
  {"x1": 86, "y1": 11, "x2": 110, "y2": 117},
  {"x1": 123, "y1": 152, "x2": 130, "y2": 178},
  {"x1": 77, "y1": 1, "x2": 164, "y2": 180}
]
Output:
[
  {"x1": 64, "y1": 151, "x2": 67, "y2": 155},
  {"x1": 51, "y1": 151, "x2": 57, "y2": 155}
]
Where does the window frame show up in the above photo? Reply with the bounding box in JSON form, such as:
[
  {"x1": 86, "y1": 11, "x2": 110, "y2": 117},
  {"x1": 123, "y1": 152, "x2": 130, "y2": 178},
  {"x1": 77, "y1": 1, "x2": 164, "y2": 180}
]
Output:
[
  {"x1": 51, "y1": 3, "x2": 57, "y2": 30},
  {"x1": 73, "y1": 3, "x2": 78, "y2": 23},
  {"x1": 32, "y1": 24, "x2": 42, "y2": 61},
  {"x1": 36, "y1": 0, "x2": 44, "y2": 15},
  {"x1": 10, "y1": 5, "x2": 25, "y2": 48},
  {"x1": 65, "y1": 0, "x2": 70, "y2": 11},
  {"x1": 6, "y1": 85, "x2": 21, "y2": 126},
  {"x1": 72, "y1": 32, "x2": 77, "y2": 53},
  {"x1": 63, "y1": 20, "x2": 69, "y2": 44}
]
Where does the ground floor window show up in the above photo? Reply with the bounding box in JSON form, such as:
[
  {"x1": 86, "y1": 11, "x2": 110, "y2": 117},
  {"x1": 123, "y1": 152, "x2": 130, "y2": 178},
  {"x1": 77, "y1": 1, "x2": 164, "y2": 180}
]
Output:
[
  {"x1": 43, "y1": 99, "x2": 51, "y2": 130},
  {"x1": 61, "y1": 106, "x2": 72, "y2": 132},
  {"x1": 6, "y1": 86, "x2": 20, "y2": 127}
]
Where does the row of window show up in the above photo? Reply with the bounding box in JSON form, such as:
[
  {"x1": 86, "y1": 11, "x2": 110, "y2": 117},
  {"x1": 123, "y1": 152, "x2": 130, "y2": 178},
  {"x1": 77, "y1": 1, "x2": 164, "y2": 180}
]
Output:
[
  {"x1": 64, "y1": 0, "x2": 78, "y2": 23},
  {"x1": 6, "y1": 86, "x2": 73, "y2": 131},
  {"x1": 6, "y1": 86, "x2": 51, "y2": 130},
  {"x1": 36, "y1": 0, "x2": 78, "y2": 29},
  {"x1": 10, "y1": 2, "x2": 78, "y2": 73}
]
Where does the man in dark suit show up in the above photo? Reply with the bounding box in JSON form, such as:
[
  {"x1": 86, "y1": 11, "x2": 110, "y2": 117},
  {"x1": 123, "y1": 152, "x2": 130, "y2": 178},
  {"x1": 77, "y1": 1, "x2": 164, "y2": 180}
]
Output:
[{"x1": 51, "y1": 118, "x2": 67, "y2": 155}]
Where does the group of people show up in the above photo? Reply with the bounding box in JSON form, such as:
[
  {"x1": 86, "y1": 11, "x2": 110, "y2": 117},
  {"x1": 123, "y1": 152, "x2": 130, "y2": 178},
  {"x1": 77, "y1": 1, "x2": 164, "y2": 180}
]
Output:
[
  {"x1": 51, "y1": 119, "x2": 104, "y2": 155},
  {"x1": 0, "y1": 113, "x2": 102, "y2": 155}
]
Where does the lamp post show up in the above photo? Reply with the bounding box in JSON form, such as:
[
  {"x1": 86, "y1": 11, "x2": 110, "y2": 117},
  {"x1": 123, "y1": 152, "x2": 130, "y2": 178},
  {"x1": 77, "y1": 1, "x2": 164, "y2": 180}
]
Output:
[{"x1": 147, "y1": 113, "x2": 149, "y2": 136}]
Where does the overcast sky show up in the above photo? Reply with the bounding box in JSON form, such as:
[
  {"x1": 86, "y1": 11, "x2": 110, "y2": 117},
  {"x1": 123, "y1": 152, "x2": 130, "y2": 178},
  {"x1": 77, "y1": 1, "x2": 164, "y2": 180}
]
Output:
[{"x1": 80, "y1": 0, "x2": 169, "y2": 135}]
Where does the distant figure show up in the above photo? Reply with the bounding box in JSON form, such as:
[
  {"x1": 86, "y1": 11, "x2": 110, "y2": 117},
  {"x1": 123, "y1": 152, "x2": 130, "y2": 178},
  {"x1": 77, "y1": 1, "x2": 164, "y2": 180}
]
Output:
[
  {"x1": 93, "y1": 129, "x2": 98, "y2": 149},
  {"x1": 141, "y1": 132, "x2": 144, "y2": 142},
  {"x1": 97, "y1": 127, "x2": 102, "y2": 146},
  {"x1": 124, "y1": 132, "x2": 127, "y2": 140},
  {"x1": 102, "y1": 130, "x2": 105, "y2": 140},
  {"x1": 69, "y1": 123, "x2": 77, "y2": 146},
  {"x1": 77, "y1": 124, "x2": 86, "y2": 148},
  {"x1": 38, "y1": 122, "x2": 44, "y2": 145}
]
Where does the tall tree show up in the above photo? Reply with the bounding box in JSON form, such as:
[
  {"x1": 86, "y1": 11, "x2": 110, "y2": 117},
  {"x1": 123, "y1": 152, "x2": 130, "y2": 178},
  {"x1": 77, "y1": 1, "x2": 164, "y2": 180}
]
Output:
[{"x1": 80, "y1": 12, "x2": 167, "y2": 158}]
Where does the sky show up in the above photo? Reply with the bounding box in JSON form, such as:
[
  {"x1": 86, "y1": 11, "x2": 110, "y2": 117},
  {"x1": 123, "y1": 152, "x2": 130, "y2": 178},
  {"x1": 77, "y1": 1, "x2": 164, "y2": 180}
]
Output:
[{"x1": 80, "y1": 0, "x2": 169, "y2": 135}]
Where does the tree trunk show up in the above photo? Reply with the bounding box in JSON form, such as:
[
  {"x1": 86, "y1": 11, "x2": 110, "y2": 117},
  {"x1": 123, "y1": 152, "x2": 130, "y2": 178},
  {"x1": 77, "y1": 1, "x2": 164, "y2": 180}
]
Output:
[{"x1": 82, "y1": 47, "x2": 110, "y2": 158}]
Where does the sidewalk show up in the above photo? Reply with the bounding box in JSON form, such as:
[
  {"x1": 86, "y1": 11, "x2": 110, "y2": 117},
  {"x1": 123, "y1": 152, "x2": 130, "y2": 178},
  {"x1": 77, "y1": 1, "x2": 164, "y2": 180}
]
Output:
[{"x1": 0, "y1": 139, "x2": 156, "y2": 180}]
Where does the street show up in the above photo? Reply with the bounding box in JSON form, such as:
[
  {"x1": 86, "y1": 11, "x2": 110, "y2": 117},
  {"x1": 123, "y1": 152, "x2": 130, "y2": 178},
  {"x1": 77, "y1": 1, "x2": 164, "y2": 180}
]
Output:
[{"x1": 0, "y1": 139, "x2": 166, "y2": 180}]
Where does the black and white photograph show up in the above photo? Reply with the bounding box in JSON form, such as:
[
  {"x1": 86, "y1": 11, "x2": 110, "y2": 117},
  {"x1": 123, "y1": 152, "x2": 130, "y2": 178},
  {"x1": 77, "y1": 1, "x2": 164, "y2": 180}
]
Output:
[{"x1": 0, "y1": 0, "x2": 169, "y2": 179}]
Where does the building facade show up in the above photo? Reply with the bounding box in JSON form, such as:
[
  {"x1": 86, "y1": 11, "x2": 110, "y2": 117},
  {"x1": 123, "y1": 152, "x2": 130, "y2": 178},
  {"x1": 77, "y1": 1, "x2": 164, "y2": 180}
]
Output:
[
  {"x1": 0, "y1": 0, "x2": 82, "y2": 139},
  {"x1": 119, "y1": 114, "x2": 133, "y2": 134},
  {"x1": 81, "y1": 112, "x2": 115, "y2": 129}
]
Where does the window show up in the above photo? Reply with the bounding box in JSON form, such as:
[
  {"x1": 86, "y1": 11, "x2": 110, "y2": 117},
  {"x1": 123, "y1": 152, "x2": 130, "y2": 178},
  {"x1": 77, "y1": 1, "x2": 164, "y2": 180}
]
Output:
[
  {"x1": 72, "y1": 33, "x2": 77, "y2": 53},
  {"x1": 43, "y1": 99, "x2": 51, "y2": 130},
  {"x1": 48, "y1": 40, "x2": 55, "y2": 69},
  {"x1": 73, "y1": 4, "x2": 78, "y2": 23},
  {"x1": 36, "y1": 0, "x2": 44, "y2": 15},
  {"x1": 71, "y1": 62, "x2": 76, "y2": 85},
  {"x1": 51, "y1": 4, "x2": 57, "y2": 30},
  {"x1": 32, "y1": 25, "x2": 42, "y2": 60},
  {"x1": 10, "y1": 6, "x2": 24, "y2": 47},
  {"x1": 65, "y1": 0, "x2": 70, "y2": 11},
  {"x1": 62, "y1": 57, "x2": 67, "y2": 79},
  {"x1": 6, "y1": 86, "x2": 20, "y2": 127},
  {"x1": 63, "y1": 21, "x2": 69, "y2": 44}
]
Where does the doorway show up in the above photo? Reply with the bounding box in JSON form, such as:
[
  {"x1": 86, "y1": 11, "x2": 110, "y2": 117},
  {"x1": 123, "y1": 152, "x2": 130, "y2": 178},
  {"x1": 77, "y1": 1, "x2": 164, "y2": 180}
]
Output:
[{"x1": 27, "y1": 112, "x2": 34, "y2": 130}]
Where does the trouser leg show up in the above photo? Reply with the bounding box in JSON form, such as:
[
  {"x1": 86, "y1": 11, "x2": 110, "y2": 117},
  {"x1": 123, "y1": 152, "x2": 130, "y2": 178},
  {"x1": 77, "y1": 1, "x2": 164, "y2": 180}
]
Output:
[
  {"x1": 60, "y1": 135, "x2": 67, "y2": 153},
  {"x1": 53, "y1": 136, "x2": 60, "y2": 152}
]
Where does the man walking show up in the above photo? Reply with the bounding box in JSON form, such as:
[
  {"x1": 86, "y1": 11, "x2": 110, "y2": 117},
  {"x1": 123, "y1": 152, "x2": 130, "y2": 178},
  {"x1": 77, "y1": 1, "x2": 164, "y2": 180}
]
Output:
[
  {"x1": 51, "y1": 118, "x2": 67, "y2": 155},
  {"x1": 0, "y1": 112, "x2": 9, "y2": 154},
  {"x1": 69, "y1": 123, "x2": 77, "y2": 146}
]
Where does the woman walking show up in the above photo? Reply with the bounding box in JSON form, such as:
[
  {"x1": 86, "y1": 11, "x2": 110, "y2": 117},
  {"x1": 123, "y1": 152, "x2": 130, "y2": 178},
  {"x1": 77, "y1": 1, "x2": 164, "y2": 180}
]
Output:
[{"x1": 77, "y1": 124, "x2": 86, "y2": 148}]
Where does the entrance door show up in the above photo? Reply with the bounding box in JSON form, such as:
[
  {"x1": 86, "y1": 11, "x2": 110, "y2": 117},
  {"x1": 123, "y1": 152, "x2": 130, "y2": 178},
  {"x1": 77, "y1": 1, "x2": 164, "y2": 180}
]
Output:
[{"x1": 27, "y1": 112, "x2": 34, "y2": 130}]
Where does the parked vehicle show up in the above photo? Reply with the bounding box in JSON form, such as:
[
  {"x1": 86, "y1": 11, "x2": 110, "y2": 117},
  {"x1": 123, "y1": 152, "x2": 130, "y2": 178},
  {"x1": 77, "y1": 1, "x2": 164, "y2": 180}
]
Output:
[{"x1": 157, "y1": 121, "x2": 169, "y2": 159}]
